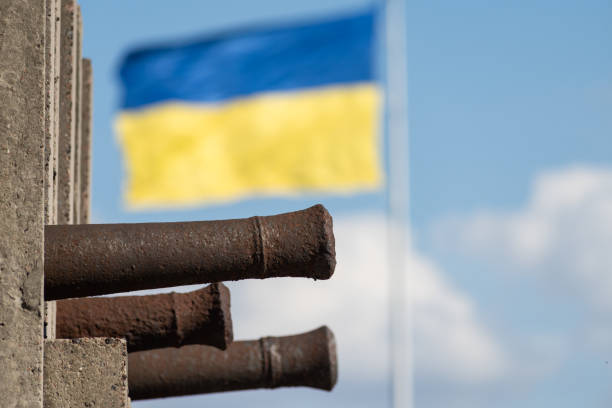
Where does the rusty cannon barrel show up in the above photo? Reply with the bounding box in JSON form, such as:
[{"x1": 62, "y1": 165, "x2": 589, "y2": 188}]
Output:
[
  {"x1": 56, "y1": 284, "x2": 232, "y2": 351},
  {"x1": 45, "y1": 204, "x2": 335, "y2": 300},
  {"x1": 128, "y1": 326, "x2": 337, "y2": 400}
]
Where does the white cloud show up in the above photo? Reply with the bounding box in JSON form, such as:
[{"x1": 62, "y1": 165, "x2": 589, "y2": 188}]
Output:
[
  {"x1": 433, "y1": 165, "x2": 612, "y2": 313},
  {"x1": 408, "y1": 251, "x2": 507, "y2": 383},
  {"x1": 227, "y1": 214, "x2": 508, "y2": 384}
]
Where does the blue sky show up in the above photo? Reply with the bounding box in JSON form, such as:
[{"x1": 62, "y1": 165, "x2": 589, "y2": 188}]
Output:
[
  {"x1": 83, "y1": 0, "x2": 384, "y2": 225},
  {"x1": 408, "y1": 0, "x2": 612, "y2": 226},
  {"x1": 81, "y1": 1, "x2": 612, "y2": 407}
]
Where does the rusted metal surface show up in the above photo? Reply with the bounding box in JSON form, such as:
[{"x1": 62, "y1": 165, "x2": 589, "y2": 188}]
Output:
[
  {"x1": 128, "y1": 326, "x2": 337, "y2": 400},
  {"x1": 44, "y1": 205, "x2": 335, "y2": 300},
  {"x1": 56, "y1": 284, "x2": 232, "y2": 351}
]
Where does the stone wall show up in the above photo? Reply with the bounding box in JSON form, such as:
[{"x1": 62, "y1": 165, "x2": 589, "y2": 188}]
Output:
[{"x1": 1, "y1": 1, "x2": 129, "y2": 406}]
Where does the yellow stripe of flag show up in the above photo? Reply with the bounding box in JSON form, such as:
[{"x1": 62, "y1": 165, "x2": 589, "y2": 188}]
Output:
[{"x1": 117, "y1": 84, "x2": 383, "y2": 208}]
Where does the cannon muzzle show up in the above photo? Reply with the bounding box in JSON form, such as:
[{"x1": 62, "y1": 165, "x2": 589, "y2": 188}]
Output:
[
  {"x1": 45, "y1": 204, "x2": 335, "y2": 299},
  {"x1": 56, "y1": 283, "x2": 232, "y2": 351},
  {"x1": 128, "y1": 326, "x2": 337, "y2": 400}
]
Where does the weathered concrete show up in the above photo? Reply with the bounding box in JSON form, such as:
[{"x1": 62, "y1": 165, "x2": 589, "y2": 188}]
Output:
[
  {"x1": 80, "y1": 58, "x2": 92, "y2": 224},
  {"x1": 44, "y1": 300, "x2": 57, "y2": 340},
  {"x1": 0, "y1": 0, "x2": 47, "y2": 405},
  {"x1": 51, "y1": 0, "x2": 61, "y2": 218},
  {"x1": 72, "y1": 7, "x2": 83, "y2": 224},
  {"x1": 43, "y1": 0, "x2": 60, "y2": 342},
  {"x1": 41, "y1": 8, "x2": 132, "y2": 406},
  {"x1": 44, "y1": 338, "x2": 129, "y2": 408},
  {"x1": 44, "y1": 0, "x2": 59, "y2": 227},
  {"x1": 57, "y1": 0, "x2": 78, "y2": 225}
]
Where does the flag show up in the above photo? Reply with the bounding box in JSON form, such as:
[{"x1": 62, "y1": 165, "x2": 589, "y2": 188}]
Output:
[{"x1": 116, "y1": 10, "x2": 382, "y2": 208}]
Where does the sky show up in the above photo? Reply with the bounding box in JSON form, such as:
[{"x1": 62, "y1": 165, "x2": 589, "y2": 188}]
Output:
[{"x1": 80, "y1": 1, "x2": 612, "y2": 407}]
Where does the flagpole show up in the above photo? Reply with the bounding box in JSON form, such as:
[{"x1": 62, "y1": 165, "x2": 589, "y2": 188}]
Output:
[{"x1": 384, "y1": 0, "x2": 412, "y2": 407}]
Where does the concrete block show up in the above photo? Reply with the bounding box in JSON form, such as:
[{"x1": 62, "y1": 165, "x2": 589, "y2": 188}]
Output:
[
  {"x1": 72, "y1": 7, "x2": 83, "y2": 224},
  {"x1": 44, "y1": 0, "x2": 59, "y2": 227},
  {"x1": 51, "y1": 0, "x2": 61, "y2": 216},
  {"x1": 44, "y1": 300, "x2": 57, "y2": 340},
  {"x1": 57, "y1": 0, "x2": 78, "y2": 225},
  {"x1": 44, "y1": 0, "x2": 60, "y2": 342},
  {"x1": 0, "y1": 0, "x2": 47, "y2": 405},
  {"x1": 80, "y1": 58, "x2": 92, "y2": 224},
  {"x1": 44, "y1": 338, "x2": 129, "y2": 408}
]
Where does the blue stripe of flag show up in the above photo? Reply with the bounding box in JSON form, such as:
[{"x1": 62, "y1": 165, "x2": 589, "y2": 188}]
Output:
[{"x1": 119, "y1": 10, "x2": 376, "y2": 110}]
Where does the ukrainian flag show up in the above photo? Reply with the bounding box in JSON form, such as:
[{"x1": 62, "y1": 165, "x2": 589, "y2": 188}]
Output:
[{"x1": 117, "y1": 10, "x2": 382, "y2": 208}]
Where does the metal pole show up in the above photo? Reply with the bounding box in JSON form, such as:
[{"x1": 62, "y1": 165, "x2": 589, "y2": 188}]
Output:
[{"x1": 385, "y1": 0, "x2": 413, "y2": 407}]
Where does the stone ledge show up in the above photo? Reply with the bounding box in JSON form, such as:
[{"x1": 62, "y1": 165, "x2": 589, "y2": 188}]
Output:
[{"x1": 44, "y1": 338, "x2": 128, "y2": 408}]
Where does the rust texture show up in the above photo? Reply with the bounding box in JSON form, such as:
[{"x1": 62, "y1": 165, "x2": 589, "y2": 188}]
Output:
[
  {"x1": 55, "y1": 284, "x2": 232, "y2": 351},
  {"x1": 44, "y1": 204, "x2": 335, "y2": 300},
  {"x1": 128, "y1": 326, "x2": 337, "y2": 400}
]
